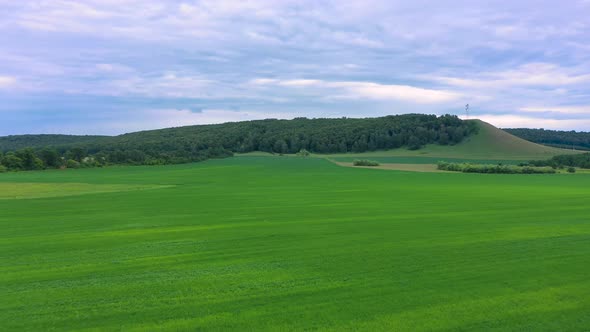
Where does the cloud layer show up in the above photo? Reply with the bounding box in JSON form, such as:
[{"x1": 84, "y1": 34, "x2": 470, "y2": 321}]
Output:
[{"x1": 1, "y1": 0, "x2": 589, "y2": 134}]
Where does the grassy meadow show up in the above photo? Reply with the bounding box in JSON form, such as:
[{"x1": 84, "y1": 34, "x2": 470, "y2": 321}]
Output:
[{"x1": 2, "y1": 156, "x2": 590, "y2": 331}]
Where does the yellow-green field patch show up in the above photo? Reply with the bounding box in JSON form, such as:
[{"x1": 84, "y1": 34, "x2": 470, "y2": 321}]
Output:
[{"x1": 0, "y1": 182, "x2": 172, "y2": 199}]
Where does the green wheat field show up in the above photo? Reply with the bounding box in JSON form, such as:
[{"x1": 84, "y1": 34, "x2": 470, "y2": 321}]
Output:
[{"x1": 2, "y1": 156, "x2": 590, "y2": 331}]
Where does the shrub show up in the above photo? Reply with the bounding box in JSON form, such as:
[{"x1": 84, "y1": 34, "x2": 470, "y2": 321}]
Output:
[
  {"x1": 2, "y1": 153, "x2": 23, "y2": 170},
  {"x1": 567, "y1": 167, "x2": 576, "y2": 173},
  {"x1": 66, "y1": 159, "x2": 80, "y2": 169},
  {"x1": 437, "y1": 161, "x2": 556, "y2": 174},
  {"x1": 437, "y1": 161, "x2": 449, "y2": 170},
  {"x1": 353, "y1": 159, "x2": 380, "y2": 166},
  {"x1": 0, "y1": 165, "x2": 7, "y2": 173},
  {"x1": 296, "y1": 149, "x2": 310, "y2": 157},
  {"x1": 33, "y1": 157, "x2": 45, "y2": 170}
]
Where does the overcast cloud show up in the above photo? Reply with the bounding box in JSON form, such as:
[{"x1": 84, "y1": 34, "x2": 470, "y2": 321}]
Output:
[{"x1": 1, "y1": 0, "x2": 589, "y2": 134}]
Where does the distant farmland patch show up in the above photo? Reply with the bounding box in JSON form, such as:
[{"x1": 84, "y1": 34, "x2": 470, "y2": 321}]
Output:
[{"x1": 0, "y1": 182, "x2": 171, "y2": 200}]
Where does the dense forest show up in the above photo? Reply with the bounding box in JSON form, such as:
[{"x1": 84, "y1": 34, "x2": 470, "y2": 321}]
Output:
[
  {"x1": 0, "y1": 114, "x2": 476, "y2": 172},
  {"x1": 0, "y1": 134, "x2": 109, "y2": 152},
  {"x1": 505, "y1": 128, "x2": 590, "y2": 151},
  {"x1": 528, "y1": 153, "x2": 590, "y2": 169}
]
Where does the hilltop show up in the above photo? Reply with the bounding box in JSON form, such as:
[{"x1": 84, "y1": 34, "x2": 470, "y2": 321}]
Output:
[{"x1": 458, "y1": 120, "x2": 579, "y2": 159}]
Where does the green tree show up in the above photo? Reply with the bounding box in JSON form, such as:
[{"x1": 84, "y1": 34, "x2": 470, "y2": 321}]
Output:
[
  {"x1": 33, "y1": 157, "x2": 44, "y2": 170},
  {"x1": 39, "y1": 148, "x2": 61, "y2": 168},
  {"x1": 407, "y1": 136, "x2": 422, "y2": 150},
  {"x1": 2, "y1": 153, "x2": 23, "y2": 170},
  {"x1": 66, "y1": 159, "x2": 80, "y2": 169},
  {"x1": 68, "y1": 148, "x2": 86, "y2": 162},
  {"x1": 296, "y1": 149, "x2": 310, "y2": 157},
  {"x1": 273, "y1": 139, "x2": 288, "y2": 154},
  {"x1": 439, "y1": 132, "x2": 450, "y2": 145},
  {"x1": 16, "y1": 148, "x2": 44, "y2": 170}
]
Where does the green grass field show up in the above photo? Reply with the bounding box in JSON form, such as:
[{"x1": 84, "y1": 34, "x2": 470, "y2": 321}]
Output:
[{"x1": 2, "y1": 156, "x2": 590, "y2": 331}]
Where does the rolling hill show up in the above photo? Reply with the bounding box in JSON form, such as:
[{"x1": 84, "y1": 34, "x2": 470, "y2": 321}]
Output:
[
  {"x1": 0, "y1": 114, "x2": 476, "y2": 169},
  {"x1": 328, "y1": 120, "x2": 580, "y2": 161},
  {"x1": 431, "y1": 120, "x2": 580, "y2": 159},
  {"x1": 0, "y1": 117, "x2": 581, "y2": 172}
]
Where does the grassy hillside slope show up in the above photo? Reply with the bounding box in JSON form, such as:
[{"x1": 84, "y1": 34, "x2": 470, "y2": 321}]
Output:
[
  {"x1": 329, "y1": 120, "x2": 579, "y2": 161},
  {"x1": 451, "y1": 120, "x2": 579, "y2": 158}
]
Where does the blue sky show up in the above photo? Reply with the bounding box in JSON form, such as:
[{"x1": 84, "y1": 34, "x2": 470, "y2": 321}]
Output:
[{"x1": 1, "y1": 0, "x2": 590, "y2": 135}]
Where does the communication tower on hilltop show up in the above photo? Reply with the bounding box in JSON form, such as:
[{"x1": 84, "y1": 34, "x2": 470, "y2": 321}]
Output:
[{"x1": 465, "y1": 104, "x2": 470, "y2": 119}]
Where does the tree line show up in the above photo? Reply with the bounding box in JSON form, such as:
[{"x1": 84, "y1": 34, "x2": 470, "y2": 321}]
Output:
[
  {"x1": 0, "y1": 147, "x2": 104, "y2": 172},
  {"x1": 437, "y1": 161, "x2": 557, "y2": 174},
  {"x1": 505, "y1": 128, "x2": 590, "y2": 151},
  {"x1": 0, "y1": 134, "x2": 108, "y2": 152},
  {"x1": 0, "y1": 146, "x2": 231, "y2": 172},
  {"x1": 0, "y1": 114, "x2": 476, "y2": 172},
  {"x1": 528, "y1": 153, "x2": 590, "y2": 169}
]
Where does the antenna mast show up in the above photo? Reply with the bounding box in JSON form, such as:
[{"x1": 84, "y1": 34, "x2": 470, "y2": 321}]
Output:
[{"x1": 465, "y1": 104, "x2": 470, "y2": 120}]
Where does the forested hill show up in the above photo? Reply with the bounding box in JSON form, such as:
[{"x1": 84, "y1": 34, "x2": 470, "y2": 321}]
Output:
[
  {"x1": 0, "y1": 114, "x2": 476, "y2": 171},
  {"x1": 505, "y1": 128, "x2": 590, "y2": 151},
  {"x1": 0, "y1": 134, "x2": 109, "y2": 152}
]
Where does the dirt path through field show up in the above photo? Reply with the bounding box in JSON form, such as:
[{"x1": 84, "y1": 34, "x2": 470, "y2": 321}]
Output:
[{"x1": 329, "y1": 160, "x2": 444, "y2": 172}]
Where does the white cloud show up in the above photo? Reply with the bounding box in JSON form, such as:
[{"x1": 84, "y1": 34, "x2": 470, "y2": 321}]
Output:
[
  {"x1": 0, "y1": 107, "x2": 299, "y2": 136},
  {"x1": 2, "y1": 1, "x2": 590, "y2": 132},
  {"x1": 0, "y1": 75, "x2": 16, "y2": 88},
  {"x1": 431, "y1": 63, "x2": 590, "y2": 88},
  {"x1": 254, "y1": 78, "x2": 462, "y2": 104},
  {"x1": 250, "y1": 78, "x2": 278, "y2": 85},
  {"x1": 0, "y1": 54, "x2": 65, "y2": 76},
  {"x1": 520, "y1": 106, "x2": 590, "y2": 114},
  {"x1": 108, "y1": 73, "x2": 214, "y2": 98},
  {"x1": 330, "y1": 81, "x2": 461, "y2": 103},
  {"x1": 106, "y1": 108, "x2": 296, "y2": 134},
  {"x1": 278, "y1": 79, "x2": 322, "y2": 87},
  {"x1": 473, "y1": 114, "x2": 590, "y2": 130},
  {"x1": 12, "y1": 1, "x2": 171, "y2": 38},
  {"x1": 95, "y1": 63, "x2": 134, "y2": 73}
]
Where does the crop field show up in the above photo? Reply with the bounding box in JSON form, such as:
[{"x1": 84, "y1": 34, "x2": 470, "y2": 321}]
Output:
[{"x1": 2, "y1": 156, "x2": 590, "y2": 331}]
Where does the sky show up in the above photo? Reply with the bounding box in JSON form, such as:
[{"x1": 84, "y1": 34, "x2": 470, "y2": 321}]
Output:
[{"x1": 1, "y1": 0, "x2": 590, "y2": 135}]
